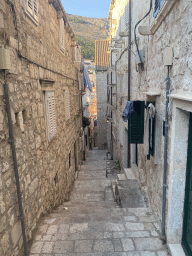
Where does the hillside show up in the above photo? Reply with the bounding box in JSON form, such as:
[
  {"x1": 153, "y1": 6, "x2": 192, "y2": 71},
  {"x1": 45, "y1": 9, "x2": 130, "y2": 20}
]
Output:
[{"x1": 67, "y1": 14, "x2": 109, "y2": 61}]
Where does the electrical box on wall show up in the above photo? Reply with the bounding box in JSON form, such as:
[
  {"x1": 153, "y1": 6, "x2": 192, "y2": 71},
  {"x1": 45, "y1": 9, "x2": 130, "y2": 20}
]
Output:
[
  {"x1": 164, "y1": 46, "x2": 173, "y2": 66},
  {"x1": 135, "y1": 50, "x2": 145, "y2": 65},
  {"x1": 0, "y1": 47, "x2": 11, "y2": 70}
]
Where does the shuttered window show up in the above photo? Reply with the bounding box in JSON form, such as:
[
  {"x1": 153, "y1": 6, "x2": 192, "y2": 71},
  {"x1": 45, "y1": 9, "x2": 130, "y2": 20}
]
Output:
[
  {"x1": 153, "y1": 0, "x2": 165, "y2": 18},
  {"x1": 45, "y1": 91, "x2": 57, "y2": 141},
  {"x1": 65, "y1": 89, "x2": 70, "y2": 121},
  {"x1": 25, "y1": 0, "x2": 38, "y2": 23},
  {"x1": 60, "y1": 18, "x2": 65, "y2": 52},
  {"x1": 128, "y1": 101, "x2": 145, "y2": 144}
]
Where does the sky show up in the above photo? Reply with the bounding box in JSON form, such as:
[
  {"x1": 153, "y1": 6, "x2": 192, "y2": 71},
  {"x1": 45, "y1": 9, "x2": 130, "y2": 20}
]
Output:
[{"x1": 61, "y1": 0, "x2": 111, "y2": 19}]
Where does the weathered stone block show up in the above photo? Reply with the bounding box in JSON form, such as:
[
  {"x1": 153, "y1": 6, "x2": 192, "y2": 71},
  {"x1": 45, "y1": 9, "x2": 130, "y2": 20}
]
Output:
[
  {"x1": 38, "y1": 103, "x2": 44, "y2": 117},
  {"x1": 1, "y1": 231, "x2": 10, "y2": 253},
  {"x1": 134, "y1": 238, "x2": 163, "y2": 251},
  {"x1": 121, "y1": 238, "x2": 135, "y2": 251},
  {"x1": 29, "y1": 177, "x2": 38, "y2": 195},
  {"x1": 0, "y1": 215, "x2": 6, "y2": 232},
  {"x1": 11, "y1": 221, "x2": 22, "y2": 248},
  {"x1": 0, "y1": 12, "x2": 4, "y2": 28}
]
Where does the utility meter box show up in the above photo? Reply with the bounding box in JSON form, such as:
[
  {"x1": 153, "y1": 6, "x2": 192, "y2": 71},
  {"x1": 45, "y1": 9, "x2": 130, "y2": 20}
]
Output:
[
  {"x1": 164, "y1": 46, "x2": 173, "y2": 66},
  {"x1": 0, "y1": 47, "x2": 11, "y2": 70},
  {"x1": 135, "y1": 49, "x2": 145, "y2": 65}
]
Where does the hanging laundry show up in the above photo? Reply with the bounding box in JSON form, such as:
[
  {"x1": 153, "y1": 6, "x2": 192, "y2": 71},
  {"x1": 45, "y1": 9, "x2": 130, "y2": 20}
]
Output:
[
  {"x1": 122, "y1": 101, "x2": 135, "y2": 122},
  {"x1": 83, "y1": 62, "x2": 92, "y2": 92},
  {"x1": 144, "y1": 103, "x2": 156, "y2": 155}
]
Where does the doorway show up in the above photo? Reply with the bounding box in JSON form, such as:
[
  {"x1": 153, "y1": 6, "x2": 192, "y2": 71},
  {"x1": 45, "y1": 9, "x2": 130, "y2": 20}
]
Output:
[{"x1": 182, "y1": 113, "x2": 192, "y2": 255}]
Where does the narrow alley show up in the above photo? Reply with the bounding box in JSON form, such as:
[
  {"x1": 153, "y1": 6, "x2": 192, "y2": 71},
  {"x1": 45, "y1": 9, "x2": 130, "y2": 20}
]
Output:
[{"x1": 29, "y1": 149, "x2": 168, "y2": 256}]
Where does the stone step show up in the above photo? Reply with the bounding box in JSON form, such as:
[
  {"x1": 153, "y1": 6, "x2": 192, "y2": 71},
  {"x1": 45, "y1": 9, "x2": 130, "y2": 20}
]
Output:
[
  {"x1": 117, "y1": 173, "x2": 126, "y2": 180},
  {"x1": 114, "y1": 179, "x2": 147, "y2": 208},
  {"x1": 124, "y1": 168, "x2": 136, "y2": 179}
]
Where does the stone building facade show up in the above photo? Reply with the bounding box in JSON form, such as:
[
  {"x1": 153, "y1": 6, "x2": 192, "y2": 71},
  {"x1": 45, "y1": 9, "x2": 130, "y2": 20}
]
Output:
[
  {"x1": 107, "y1": 0, "x2": 192, "y2": 254},
  {"x1": 0, "y1": 0, "x2": 82, "y2": 255},
  {"x1": 95, "y1": 40, "x2": 110, "y2": 149}
]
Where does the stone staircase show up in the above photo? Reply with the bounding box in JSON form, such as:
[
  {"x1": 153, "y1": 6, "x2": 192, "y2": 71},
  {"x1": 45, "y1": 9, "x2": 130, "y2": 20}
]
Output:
[{"x1": 108, "y1": 165, "x2": 147, "y2": 209}]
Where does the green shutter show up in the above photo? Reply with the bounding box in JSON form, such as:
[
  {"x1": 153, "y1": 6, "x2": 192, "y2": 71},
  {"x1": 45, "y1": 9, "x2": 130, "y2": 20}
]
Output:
[{"x1": 128, "y1": 101, "x2": 145, "y2": 144}]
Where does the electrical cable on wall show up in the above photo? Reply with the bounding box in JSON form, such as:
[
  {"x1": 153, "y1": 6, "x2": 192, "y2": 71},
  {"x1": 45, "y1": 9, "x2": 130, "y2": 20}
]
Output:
[{"x1": 134, "y1": 0, "x2": 153, "y2": 71}]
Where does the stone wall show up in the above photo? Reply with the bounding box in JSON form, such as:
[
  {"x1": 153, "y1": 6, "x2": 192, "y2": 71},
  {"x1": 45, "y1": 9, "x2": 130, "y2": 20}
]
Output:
[
  {"x1": 0, "y1": 1, "x2": 82, "y2": 255},
  {"x1": 107, "y1": 0, "x2": 192, "y2": 229},
  {"x1": 96, "y1": 71, "x2": 108, "y2": 149}
]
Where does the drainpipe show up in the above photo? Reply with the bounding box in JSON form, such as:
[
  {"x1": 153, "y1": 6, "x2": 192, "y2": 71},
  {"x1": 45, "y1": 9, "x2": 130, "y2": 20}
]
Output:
[
  {"x1": 3, "y1": 71, "x2": 28, "y2": 256},
  {"x1": 127, "y1": 0, "x2": 132, "y2": 168},
  {"x1": 161, "y1": 66, "x2": 170, "y2": 236}
]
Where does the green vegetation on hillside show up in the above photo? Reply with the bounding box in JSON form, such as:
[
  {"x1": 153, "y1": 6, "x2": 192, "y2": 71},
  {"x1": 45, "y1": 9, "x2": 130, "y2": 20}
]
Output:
[
  {"x1": 67, "y1": 14, "x2": 108, "y2": 61},
  {"x1": 76, "y1": 36, "x2": 95, "y2": 61}
]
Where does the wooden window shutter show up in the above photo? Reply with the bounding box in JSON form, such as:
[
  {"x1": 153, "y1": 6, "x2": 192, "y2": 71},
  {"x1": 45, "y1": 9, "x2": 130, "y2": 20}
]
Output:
[
  {"x1": 128, "y1": 101, "x2": 145, "y2": 144},
  {"x1": 65, "y1": 89, "x2": 70, "y2": 121},
  {"x1": 60, "y1": 18, "x2": 65, "y2": 52},
  {"x1": 26, "y1": 0, "x2": 34, "y2": 16},
  {"x1": 33, "y1": 0, "x2": 38, "y2": 21},
  {"x1": 25, "y1": 0, "x2": 38, "y2": 23},
  {"x1": 45, "y1": 91, "x2": 57, "y2": 141}
]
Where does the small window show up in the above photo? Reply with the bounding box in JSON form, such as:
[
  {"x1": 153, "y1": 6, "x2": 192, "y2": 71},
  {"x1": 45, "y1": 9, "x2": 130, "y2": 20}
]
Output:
[
  {"x1": 60, "y1": 18, "x2": 65, "y2": 52},
  {"x1": 153, "y1": 0, "x2": 165, "y2": 18},
  {"x1": 45, "y1": 91, "x2": 57, "y2": 141},
  {"x1": 65, "y1": 89, "x2": 70, "y2": 121},
  {"x1": 25, "y1": 0, "x2": 39, "y2": 24}
]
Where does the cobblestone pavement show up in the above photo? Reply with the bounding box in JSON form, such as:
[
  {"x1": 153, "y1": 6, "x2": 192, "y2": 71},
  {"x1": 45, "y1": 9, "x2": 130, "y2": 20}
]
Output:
[{"x1": 29, "y1": 149, "x2": 169, "y2": 256}]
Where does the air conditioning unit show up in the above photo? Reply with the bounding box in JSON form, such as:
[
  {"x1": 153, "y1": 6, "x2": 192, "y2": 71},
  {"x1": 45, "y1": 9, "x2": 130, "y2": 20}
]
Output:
[{"x1": 119, "y1": 31, "x2": 128, "y2": 37}]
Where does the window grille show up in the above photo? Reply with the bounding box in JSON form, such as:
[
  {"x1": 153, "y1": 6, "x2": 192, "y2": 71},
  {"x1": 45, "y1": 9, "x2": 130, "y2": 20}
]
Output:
[
  {"x1": 65, "y1": 89, "x2": 70, "y2": 121},
  {"x1": 60, "y1": 18, "x2": 65, "y2": 52},
  {"x1": 45, "y1": 91, "x2": 57, "y2": 141},
  {"x1": 25, "y1": 0, "x2": 38, "y2": 23}
]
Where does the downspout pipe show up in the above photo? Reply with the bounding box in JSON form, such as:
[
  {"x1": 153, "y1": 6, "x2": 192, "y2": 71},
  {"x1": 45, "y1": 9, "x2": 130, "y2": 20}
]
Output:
[
  {"x1": 3, "y1": 71, "x2": 28, "y2": 256},
  {"x1": 127, "y1": 0, "x2": 132, "y2": 168},
  {"x1": 161, "y1": 66, "x2": 170, "y2": 236}
]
